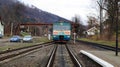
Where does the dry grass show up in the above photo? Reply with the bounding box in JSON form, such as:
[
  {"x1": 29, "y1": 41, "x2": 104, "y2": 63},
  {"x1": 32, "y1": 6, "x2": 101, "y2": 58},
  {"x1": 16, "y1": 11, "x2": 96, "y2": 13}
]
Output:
[
  {"x1": 0, "y1": 37, "x2": 51, "y2": 51},
  {"x1": 79, "y1": 35, "x2": 120, "y2": 48}
]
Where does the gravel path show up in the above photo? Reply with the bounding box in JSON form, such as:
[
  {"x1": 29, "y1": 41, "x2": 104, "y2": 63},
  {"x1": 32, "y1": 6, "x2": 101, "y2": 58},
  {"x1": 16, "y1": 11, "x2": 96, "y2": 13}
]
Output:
[
  {"x1": 87, "y1": 51, "x2": 120, "y2": 67},
  {"x1": 69, "y1": 41, "x2": 120, "y2": 67},
  {"x1": 68, "y1": 42, "x2": 107, "y2": 67}
]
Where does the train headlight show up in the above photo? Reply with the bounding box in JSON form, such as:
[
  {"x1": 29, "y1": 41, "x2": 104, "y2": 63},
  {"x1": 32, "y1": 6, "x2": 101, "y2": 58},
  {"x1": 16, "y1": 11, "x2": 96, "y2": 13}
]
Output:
[
  {"x1": 53, "y1": 36, "x2": 56, "y2": 37},
  {"x1": 67, "y1": 36, "x2": 70, "y2": 38}
]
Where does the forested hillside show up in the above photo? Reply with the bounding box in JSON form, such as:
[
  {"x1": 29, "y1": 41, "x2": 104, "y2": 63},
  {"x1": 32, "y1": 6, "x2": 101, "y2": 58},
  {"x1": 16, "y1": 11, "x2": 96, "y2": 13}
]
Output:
[
  {"x1": 0, "y1": 0, "x2": 70, "y2": 23},
  {"x1": 0, "y1": 0, "x2": 70, "y2": 35}
]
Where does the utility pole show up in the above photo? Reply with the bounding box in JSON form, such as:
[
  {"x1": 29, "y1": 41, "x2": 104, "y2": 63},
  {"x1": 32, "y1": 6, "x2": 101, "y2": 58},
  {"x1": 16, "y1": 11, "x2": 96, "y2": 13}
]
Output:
[
  {"x1": 115, "y1": 0, "x2": 119, "y2": 56},
  {"x1": 100, "y1": 0, "x2": 103, "y2": 37},
  {"x1": 97, "y1": 0, "x2": 103, "y2": 37},
  {"x1": 11, "y1": 23, "x2": 13, "y2": 36},
  {"x1": 73, "y1": 32, "x2": 76, "y2": 44}
]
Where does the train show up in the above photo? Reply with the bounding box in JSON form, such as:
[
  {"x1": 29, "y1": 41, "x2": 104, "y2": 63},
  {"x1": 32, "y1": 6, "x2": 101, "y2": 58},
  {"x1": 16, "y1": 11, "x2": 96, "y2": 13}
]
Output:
[{"x1": 52, "y1": 22, "x2": 71, "y2": 42}]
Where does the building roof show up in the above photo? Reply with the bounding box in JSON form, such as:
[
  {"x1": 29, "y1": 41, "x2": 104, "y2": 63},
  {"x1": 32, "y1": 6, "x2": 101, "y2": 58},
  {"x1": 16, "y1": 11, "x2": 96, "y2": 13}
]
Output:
[{"x1": 87, "y1": 27, "x2": 98, "y2": 32}]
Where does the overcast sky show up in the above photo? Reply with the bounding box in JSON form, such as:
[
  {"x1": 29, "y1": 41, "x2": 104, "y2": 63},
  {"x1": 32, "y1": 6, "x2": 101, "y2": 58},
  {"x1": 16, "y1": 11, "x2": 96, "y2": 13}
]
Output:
[{"x1": 19, "y1": 0, "x2": 98, "y2": 25}]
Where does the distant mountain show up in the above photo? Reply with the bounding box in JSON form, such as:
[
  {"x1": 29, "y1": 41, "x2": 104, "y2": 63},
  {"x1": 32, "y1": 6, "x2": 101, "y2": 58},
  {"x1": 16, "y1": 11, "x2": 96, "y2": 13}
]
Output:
[
  {"x1": 22, "y1": 6, "x2": 70, "y2": 23},
  {"x1": 0, "y1": 0, "x2": 70, "y2": 23}
]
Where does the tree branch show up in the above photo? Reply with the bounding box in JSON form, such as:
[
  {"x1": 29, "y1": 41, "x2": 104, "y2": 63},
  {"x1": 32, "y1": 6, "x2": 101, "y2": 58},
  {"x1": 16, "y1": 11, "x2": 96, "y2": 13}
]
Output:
[{"x1": 97, "y1": 1, "x2": 108, "y2": 11}]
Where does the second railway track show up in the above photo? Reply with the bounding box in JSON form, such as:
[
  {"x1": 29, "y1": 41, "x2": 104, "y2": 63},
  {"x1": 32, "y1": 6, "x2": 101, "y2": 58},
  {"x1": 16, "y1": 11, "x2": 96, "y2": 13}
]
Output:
[{"x1": 0, "y1": 42, "x2": 53, "y2": 63}]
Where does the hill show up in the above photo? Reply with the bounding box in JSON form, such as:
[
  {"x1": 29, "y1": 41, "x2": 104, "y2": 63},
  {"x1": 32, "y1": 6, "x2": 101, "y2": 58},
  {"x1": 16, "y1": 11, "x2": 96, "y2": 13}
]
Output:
[
  {"x1": 0, "y1": 0, "x2": 71, "y2": 35},
  {"x1": 22, "y1": 6, "x2": 70, "y2": 23},
  {"x1": 0, "y1": 0, "x2": 70, "y2": 23}
]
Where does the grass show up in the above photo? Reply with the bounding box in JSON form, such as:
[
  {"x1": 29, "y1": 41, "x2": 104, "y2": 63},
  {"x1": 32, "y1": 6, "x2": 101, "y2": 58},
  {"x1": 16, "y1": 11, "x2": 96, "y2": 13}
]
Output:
[
  {"x1": 0, "y1": 36, "x2": 51, "y2": 51},
  {"x1": 0, "y1": 43, "x2": 34, "y2": 51},
  {"x1": 34, "y1": 37, "x2": 51, "y2": 43},
  {"x1": 20, "y1": 32, "x2": 30, "y2": 36},
  {"x1": 78, "y1": 38, "x2": 120, "y2": 48}
]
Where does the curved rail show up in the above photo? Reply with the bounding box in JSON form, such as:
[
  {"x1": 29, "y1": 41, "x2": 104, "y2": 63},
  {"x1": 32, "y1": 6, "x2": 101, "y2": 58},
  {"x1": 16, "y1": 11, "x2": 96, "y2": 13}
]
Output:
[
  {"x1": 46, "y1": 44, "x2": 57, "y2": 67},
  {"x1": 0, "y1": 41, "x2": 53, "y2": 54},
  {"x1": 0, "y1": 42, "x2": 53, "y2": 62}
]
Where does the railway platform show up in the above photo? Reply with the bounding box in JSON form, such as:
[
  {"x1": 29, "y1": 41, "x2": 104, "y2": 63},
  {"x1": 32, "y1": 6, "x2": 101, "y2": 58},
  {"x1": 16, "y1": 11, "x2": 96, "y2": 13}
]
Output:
[{"x1": 81, "y1": 50, "x2": 120, "y2": 67}]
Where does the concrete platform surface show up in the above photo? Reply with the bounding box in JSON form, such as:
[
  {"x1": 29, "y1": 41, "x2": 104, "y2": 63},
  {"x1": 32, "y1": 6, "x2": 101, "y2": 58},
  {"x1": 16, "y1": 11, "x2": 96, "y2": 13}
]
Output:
[{"x1": 86, "y1": 50, "x2": 120, "y2": 67}]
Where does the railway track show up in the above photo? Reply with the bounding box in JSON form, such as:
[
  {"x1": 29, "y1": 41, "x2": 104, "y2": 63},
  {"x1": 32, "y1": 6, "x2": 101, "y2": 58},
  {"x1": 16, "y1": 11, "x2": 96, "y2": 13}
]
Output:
[
  {"x1": 0, "y1": 40, "x2": 115, "y2": 67},
  {"x1": 46, "y1": 44, "x2": 82, "y2": 67},
  {"x1": 0, "y1": 42, "x2": 53, "y2": 63},
  {"x1": 77, "y1": 40, "x2": 120, "y2": 51}
]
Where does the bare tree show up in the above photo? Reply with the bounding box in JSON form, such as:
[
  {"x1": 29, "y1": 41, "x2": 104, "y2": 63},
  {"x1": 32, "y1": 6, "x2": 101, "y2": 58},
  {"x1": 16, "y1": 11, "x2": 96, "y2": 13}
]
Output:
[
  {"x1": 87, "y1": 16, "x2": 99, "y2": 28},
  {"x1": 0, "y1": 1, "x2": 25, "y2": 35},
  {"x1": 12, "y1": 2, "x2": 25, "y2": 35},
  {"x1": 72, "y1": 15, "x2": 86, "y2": 37},
  {"x1": 96, "y1": 0, "x2": 119, "y2": 40}
]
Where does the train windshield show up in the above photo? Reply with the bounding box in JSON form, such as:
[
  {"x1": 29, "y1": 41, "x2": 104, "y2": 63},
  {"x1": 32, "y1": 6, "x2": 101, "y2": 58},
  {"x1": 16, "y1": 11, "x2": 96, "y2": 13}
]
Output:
[{"x1": 53, "y1": 25, "x2": 70, "y2": 30}]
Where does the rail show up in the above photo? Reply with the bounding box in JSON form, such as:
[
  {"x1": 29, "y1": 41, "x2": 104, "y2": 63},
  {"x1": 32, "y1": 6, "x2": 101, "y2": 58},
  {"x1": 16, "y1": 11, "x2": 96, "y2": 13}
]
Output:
[
  {"x1": 77, "y1": 40, "x2": 120, "y2": 51},
  {"x1": 46, "y1": 44, "x2": 57, "y2": 67},
  {"x1": 46, "y1": 44, "x2": 82, "y2": 67},
  {"x1": 66, "y1": 44, "x2": 82, "y2": 67},
  {"x1": 0, "y1": 42, "x2": 53, "y2": 62}
]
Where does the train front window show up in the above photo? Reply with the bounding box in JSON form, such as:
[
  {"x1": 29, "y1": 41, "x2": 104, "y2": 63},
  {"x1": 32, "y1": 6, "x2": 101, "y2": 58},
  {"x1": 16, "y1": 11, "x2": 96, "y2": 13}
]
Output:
[{"x1": 53, "y1": 25, "x2": 70, "y2": 30}]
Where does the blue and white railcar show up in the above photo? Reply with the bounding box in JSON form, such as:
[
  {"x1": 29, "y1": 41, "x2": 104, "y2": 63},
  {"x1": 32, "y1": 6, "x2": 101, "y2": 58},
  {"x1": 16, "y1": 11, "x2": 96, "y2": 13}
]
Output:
[{"x1": 52, "y1": 22, "x2": 71, "y2": 42}]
